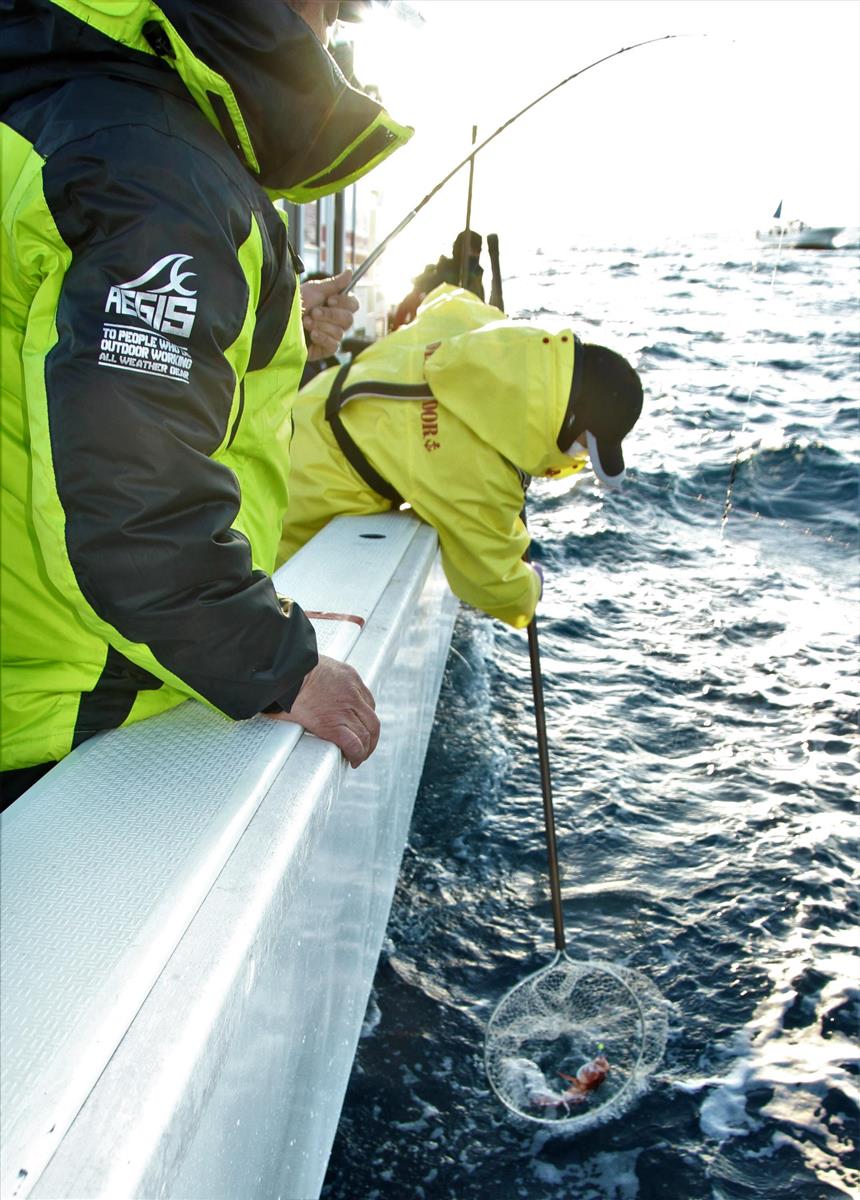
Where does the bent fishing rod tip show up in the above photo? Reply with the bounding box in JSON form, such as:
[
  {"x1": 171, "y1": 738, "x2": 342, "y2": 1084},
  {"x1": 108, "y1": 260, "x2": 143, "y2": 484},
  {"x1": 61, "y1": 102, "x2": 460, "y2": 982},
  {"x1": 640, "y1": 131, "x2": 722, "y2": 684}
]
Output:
[{"x1": 346, "y1": 32, "x2": 693, "y2": 291}]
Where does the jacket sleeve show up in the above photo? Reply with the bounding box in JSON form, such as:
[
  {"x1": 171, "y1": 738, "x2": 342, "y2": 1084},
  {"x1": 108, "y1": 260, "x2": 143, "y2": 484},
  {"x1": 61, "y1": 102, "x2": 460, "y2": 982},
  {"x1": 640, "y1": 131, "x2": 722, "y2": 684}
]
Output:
[
  {"x1": 407, "y1": 446, "x2": 540, "y2": 629},
  {"x1": 28, "y1": 127, "x2": 317, "y2": 718}
]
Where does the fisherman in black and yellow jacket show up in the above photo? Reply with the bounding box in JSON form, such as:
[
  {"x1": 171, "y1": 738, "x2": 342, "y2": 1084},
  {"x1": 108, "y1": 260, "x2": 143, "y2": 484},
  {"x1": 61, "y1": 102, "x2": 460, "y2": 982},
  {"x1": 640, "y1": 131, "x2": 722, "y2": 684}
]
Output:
[
  {"x1": 278, "y1": 286, "x2": 644, "y2": 628},
  {"x1": 0, "y1": 0, "x2": 412, "y2": 804}
]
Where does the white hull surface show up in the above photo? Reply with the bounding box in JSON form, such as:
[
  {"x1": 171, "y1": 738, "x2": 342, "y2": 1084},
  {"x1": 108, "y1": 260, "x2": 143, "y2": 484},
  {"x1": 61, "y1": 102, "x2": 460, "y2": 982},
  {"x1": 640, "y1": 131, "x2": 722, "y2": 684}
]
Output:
[
  {"x1": 756, "y1": 222, "x2": 845, "y2": 249},
  {"x1": 1, "y1": 513, "x2": 458, "y2": 1200}
]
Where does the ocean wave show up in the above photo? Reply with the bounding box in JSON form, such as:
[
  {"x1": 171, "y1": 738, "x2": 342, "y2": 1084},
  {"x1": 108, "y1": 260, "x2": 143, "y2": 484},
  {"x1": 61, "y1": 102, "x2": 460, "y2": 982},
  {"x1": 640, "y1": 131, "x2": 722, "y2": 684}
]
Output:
[
  {"x1": 727, "y1": 441, "x2": 859, "y2": 523},
  {"x1": 639, "y1": 341, "x2": 695, "y2": 362}
]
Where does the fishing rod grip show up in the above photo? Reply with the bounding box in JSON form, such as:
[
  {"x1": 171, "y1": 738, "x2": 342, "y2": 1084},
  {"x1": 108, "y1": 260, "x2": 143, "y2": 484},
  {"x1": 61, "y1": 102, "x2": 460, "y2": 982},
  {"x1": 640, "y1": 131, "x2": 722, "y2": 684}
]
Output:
[{"x1": 487, "y1": 233, "x2": 504, "y2": 311}]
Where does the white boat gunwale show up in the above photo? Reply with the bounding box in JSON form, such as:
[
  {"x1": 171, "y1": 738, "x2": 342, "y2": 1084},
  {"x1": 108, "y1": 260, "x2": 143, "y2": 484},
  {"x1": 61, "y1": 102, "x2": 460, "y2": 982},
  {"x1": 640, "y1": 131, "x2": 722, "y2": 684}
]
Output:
[{"x1": 1, "y1": 511, "x2": 458, "y2": 1200}]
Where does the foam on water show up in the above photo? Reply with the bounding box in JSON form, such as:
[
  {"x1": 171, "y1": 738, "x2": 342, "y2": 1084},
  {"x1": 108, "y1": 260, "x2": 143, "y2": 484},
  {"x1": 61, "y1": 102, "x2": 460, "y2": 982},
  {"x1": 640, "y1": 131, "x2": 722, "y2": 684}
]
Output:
[{"x1": 323, "y1": 236, "x2": 859, "y2": 1199}]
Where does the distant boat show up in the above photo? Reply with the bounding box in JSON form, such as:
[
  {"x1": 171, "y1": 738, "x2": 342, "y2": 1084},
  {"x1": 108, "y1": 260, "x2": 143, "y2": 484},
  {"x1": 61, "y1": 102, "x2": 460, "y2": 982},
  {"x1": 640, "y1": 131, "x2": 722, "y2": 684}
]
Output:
[{"x1": 756, "y1": 218, "x2": 845, "y2": 250}]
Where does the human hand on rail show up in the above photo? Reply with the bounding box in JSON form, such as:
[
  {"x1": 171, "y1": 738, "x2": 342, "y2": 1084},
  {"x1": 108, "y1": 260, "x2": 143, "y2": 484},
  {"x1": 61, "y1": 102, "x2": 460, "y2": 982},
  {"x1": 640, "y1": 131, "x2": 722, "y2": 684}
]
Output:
[
  {"x1": 301, "y1": 270, "x2": 359, "y2": 360},
  {"x1": 266, "y1": 654, "x2": 380, "y2": 768}
]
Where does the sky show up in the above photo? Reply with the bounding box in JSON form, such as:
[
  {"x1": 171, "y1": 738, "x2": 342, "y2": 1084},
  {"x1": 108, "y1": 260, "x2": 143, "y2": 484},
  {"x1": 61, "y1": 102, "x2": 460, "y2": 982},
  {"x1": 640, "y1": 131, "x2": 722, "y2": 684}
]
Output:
[{"x1": 345, "y1": 0, "x2": 860, "y2": 286}]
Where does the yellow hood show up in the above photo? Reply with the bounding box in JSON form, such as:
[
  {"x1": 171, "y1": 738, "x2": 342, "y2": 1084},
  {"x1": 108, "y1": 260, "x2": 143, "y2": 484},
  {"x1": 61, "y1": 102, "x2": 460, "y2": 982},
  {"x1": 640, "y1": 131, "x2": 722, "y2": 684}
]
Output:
[{"x1": 423, "y1": 312, "x2": 583, "y2": 480}]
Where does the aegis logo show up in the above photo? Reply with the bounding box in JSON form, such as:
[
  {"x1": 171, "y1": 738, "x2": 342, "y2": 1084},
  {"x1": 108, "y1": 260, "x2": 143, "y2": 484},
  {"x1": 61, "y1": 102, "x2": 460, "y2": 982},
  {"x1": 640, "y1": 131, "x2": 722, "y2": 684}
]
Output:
[{"x1": 104, "y1": 253, "x2": 198, "y2": 339}]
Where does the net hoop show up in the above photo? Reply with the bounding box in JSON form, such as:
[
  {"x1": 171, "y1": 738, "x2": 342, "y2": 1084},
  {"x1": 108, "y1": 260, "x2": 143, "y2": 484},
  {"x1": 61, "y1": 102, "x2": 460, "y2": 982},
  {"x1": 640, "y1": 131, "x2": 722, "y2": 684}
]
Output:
[{"x1": 484, "y1": 951, "x2": 662, "y2": 1131}]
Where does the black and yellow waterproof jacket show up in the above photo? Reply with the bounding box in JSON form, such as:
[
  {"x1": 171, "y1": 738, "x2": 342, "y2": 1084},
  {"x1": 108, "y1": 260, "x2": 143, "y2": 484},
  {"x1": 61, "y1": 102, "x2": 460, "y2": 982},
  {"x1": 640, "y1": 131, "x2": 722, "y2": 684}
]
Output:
[{"x1": 0, "y1": 0, "x2": 412, "y2": 771}]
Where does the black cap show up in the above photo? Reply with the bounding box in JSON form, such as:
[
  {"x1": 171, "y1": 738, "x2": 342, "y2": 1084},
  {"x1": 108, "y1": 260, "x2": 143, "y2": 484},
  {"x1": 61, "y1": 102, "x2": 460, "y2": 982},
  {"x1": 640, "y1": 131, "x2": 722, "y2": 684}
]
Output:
[{"x1": 557, "y1": 341, "x2": 643, "y2": 487}]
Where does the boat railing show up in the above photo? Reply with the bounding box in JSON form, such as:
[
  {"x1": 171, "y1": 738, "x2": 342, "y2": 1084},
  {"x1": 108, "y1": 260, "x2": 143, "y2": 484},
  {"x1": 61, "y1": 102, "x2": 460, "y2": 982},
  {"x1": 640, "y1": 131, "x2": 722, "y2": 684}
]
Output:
[{"x1": 0, "y1": 512, "x2": 458, "y2": 1200}]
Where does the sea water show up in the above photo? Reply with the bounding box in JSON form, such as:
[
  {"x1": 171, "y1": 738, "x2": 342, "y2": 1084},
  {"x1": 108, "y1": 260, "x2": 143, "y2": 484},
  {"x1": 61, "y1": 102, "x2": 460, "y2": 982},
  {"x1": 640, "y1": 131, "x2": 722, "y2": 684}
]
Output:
[{"x1": 322, "y1": 237, "x2": 859, "y2": 1199}]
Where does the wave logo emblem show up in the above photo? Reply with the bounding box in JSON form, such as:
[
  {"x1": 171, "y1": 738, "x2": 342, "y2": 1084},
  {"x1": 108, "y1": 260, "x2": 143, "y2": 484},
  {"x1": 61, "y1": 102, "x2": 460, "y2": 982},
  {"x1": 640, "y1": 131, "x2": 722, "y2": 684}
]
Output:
[{"x1": 105, "y1": 253, "x2": 198, "y2": 339}]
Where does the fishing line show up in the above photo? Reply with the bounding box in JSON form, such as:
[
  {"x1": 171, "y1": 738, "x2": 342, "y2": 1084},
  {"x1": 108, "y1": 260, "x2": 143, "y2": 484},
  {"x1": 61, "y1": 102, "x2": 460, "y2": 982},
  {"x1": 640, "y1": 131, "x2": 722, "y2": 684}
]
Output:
[
  {"x1": 347, "y1": 34, "x2": 686, "y2": 291},
  {"x1": 719, "y1": 203, "x2": 787, "y2": 534}
]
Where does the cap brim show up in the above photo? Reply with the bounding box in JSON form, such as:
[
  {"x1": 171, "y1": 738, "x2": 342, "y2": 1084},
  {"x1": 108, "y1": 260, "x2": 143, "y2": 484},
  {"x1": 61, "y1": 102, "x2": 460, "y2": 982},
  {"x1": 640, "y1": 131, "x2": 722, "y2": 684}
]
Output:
[{"x1": 586, "y1": 431, "x2": 626, "y2": 489}]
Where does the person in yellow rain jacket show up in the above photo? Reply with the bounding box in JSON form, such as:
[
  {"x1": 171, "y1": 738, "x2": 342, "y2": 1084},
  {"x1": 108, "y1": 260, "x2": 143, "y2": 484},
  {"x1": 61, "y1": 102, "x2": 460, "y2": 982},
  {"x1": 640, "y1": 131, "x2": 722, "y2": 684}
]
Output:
[{"x1": 278, "y1": 285, "x2": 644, "y2": 628}]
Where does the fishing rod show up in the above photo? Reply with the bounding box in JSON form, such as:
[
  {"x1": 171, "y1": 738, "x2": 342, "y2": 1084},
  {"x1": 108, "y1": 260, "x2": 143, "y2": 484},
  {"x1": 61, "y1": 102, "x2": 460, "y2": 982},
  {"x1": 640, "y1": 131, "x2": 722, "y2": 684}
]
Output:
[
  {"x1": 347, "y1": 33, "x2": 680, "y2": 290},
  {"x1": 458, "y1": 124, "x2": 478, "y2": 289}
]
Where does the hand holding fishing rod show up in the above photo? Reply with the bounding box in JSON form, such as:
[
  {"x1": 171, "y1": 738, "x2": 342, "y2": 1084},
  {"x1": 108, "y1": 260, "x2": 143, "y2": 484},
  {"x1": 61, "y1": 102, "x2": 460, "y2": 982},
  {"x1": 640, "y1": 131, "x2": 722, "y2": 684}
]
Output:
[{"x1": 301, "y1": 269, "x2": 360, "y2": 359}]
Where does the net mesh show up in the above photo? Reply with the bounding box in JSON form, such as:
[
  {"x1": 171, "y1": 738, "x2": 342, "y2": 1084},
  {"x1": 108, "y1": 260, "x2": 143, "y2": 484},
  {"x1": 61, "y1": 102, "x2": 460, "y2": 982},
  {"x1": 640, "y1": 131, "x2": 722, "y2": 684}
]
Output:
[
  {"x1": 485, "y1": 954, "x2": 667, "y2": 1131},
  {"x1": 610, "y1": 963, "x2": 668, "y2": 1077}
]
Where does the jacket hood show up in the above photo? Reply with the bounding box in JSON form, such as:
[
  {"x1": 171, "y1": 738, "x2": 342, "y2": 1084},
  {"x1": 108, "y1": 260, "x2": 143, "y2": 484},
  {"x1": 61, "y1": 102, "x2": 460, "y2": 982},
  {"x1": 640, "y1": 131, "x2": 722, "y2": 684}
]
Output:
[
  {"x1": 313, "y1": 286, "x2": 586, "y2": 481},
  {"x1": 419, "y1": 292, "x2": 585, "y2": 480},
  {"x1": 1, "y1": 0, "x2": 412, "y2": 200}
]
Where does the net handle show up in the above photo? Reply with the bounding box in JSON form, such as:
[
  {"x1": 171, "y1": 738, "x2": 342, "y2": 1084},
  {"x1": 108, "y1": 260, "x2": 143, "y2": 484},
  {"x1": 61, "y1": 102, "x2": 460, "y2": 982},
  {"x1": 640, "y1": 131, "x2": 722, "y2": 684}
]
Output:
[
  {"x1": 521, "y1": 508, "x2": 565, "y2": 950},
  {"x1": 526, "y1": 615, "x2": 566, "y2": 952}
]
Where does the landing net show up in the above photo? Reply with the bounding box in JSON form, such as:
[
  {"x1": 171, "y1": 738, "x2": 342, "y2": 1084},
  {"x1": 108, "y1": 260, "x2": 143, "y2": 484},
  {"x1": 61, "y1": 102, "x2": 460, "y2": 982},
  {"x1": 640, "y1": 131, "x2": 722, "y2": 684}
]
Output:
[{"x1": 484, "y1": 954, "x2": 667, "y2": 1132}]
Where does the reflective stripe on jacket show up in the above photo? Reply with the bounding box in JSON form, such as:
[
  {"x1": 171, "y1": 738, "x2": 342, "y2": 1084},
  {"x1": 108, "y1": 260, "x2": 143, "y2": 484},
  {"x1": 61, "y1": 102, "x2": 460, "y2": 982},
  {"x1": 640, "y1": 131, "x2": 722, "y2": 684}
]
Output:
[{"x1": 279, "y1": 287, "x2": 586, "y2": 628}]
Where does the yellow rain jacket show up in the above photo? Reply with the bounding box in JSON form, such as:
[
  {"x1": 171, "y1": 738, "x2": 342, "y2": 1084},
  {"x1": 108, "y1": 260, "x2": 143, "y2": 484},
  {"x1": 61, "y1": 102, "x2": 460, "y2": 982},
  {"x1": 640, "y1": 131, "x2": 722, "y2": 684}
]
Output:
[{"x1": 279, "y1": 287, "x2": 586, "y2": 628}]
